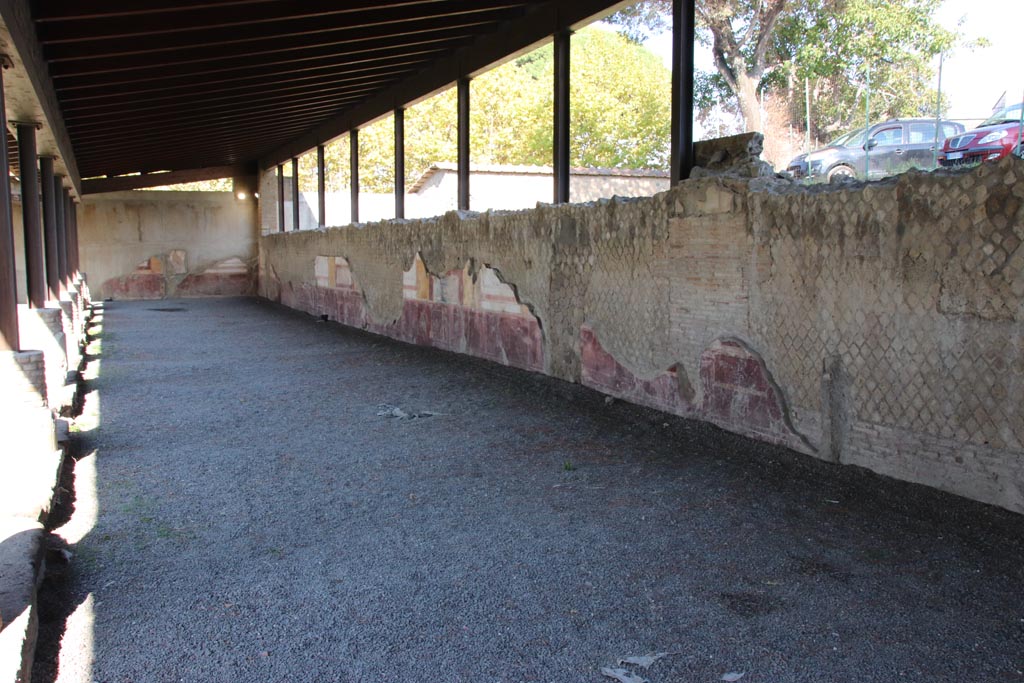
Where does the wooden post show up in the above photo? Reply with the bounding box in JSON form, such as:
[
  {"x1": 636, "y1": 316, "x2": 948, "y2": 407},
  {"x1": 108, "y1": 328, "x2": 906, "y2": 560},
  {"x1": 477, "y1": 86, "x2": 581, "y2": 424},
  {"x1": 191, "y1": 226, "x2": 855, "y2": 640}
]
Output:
[
  {"x1": 17, "y1": 123, "x2": 45, "y2": 307},
  {"x1": 40, "y1": 156, "x2": 59, "y2": 302},
  {"x1": 395, "y1": 108, "x2": 405, "y2": 219},
  {"x1": 670, "y1": 0, "x2": 696, "y2": 184},
  {"x1": 350, "y1": 131, "x2": 360, "y2": 223},
  {"x1": 553, "y1": 30, "x2": 571, "y2": 203},
  {"x1": 317, "y1": 144, "x2": 326, "y2": 228},
  {"x1": 457, "y1": 77, "x2": 470, "y2": 211},
  {"x1": 0, "y1": 61, "x2": 18, "y2": 350}
]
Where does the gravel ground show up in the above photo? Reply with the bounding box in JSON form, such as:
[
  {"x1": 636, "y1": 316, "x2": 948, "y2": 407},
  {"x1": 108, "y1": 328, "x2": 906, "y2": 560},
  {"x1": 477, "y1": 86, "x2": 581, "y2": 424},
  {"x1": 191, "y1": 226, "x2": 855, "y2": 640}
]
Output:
[{"x1": 33, "y1": 297, "x2": 1024, "y2": 683}]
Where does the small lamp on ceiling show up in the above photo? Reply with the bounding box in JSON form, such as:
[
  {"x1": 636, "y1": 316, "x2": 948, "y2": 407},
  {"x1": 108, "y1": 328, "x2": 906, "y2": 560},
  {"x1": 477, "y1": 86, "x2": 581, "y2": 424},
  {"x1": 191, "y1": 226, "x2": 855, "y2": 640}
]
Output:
[{"x1": 232, "y1": 173, "x2": 257, "y2": 202}]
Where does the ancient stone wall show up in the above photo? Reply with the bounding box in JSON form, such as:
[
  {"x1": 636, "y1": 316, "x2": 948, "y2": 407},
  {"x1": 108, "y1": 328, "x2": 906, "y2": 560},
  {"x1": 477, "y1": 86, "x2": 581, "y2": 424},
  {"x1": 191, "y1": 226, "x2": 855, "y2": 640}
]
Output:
[
  {"x1": 259, "y1": 157, "x2": 1024, "y2": 513},
  {"x1": 79, "y1": 191, "x2": 258, "y2": 300}
]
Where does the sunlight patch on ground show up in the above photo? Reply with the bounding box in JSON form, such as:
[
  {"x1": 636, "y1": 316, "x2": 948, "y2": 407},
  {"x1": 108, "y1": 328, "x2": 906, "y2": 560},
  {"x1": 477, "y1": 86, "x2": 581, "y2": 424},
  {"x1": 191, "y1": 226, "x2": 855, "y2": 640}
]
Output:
[
  {"x1": 53, "y1": 593, "x2": 95, "y2": 683},
  {"x1": 57, "y1": 452, "x2": 97, "y2": 546}
]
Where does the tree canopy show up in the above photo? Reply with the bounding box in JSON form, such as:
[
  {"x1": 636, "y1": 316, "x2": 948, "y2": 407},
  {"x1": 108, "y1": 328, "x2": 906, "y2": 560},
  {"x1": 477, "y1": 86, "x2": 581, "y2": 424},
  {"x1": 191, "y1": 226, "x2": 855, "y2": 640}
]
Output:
[
  {"x1": 300, "y1": 26, "x2": 671, "y2": 194},
  {"x1": 610, "y1": 0, "x2": 959, "y2": 139}
]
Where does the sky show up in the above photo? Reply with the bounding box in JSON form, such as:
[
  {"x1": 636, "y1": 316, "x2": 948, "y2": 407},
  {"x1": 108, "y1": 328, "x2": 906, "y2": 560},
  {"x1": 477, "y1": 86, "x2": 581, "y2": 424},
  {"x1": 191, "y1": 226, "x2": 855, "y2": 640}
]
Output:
[
  {"x1": 934, "y1": 0, "x2": 1024, "y2": 122},
  {"x1": 642, "y1": 0, "x2": 1024, "y2": 130}
]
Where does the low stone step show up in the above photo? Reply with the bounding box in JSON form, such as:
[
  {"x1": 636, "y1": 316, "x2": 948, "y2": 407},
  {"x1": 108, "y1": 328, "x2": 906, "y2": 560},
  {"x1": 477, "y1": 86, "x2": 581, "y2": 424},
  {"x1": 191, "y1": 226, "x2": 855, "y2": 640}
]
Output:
[{"x1": 0, "y1": 518, "x2": 44, "y2": 683}]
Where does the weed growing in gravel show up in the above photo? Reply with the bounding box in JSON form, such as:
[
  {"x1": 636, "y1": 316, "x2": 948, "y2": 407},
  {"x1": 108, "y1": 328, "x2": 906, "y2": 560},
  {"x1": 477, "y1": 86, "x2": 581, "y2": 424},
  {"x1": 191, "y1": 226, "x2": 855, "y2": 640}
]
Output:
[{"x1": 563, "y1": 460, "x2": 575, "y2": 472}]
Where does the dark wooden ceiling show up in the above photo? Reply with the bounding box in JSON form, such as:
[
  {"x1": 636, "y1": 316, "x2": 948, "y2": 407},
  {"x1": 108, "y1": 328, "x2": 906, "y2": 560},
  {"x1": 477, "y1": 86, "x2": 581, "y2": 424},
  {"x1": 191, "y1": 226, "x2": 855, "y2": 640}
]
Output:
[{"x1": 30, "y1": 0, "x2": 613, "y2": 180}]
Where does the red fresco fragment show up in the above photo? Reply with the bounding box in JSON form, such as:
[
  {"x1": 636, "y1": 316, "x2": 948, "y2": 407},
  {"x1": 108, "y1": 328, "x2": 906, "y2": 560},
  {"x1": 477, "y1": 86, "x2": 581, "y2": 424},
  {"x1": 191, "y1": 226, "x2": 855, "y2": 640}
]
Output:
[
  {"x1": 102, "y1": 273, "x2": 165, "y2": 300},
  {"x1": 579, "y1": 325, "x2": 692, "y2": 416},
  {"x1": 288, "y1": 283, "x2": 544, "y2": 373},
  {"x1": 175, "y1": 272, "x2": 254, "y2": 297},
  {"x1": 699, "y1": 338, "x2": 791, "y2": 444},
  {"x1": 580, "y1": 325, "x2": 804, "y2": 452}
]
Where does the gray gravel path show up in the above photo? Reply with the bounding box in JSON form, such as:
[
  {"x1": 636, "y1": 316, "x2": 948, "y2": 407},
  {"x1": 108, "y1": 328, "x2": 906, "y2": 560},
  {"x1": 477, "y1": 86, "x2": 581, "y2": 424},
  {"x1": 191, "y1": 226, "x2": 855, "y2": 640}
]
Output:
[{"x1": 35, "y1": 297, "x2": 1024, "y2": 683}]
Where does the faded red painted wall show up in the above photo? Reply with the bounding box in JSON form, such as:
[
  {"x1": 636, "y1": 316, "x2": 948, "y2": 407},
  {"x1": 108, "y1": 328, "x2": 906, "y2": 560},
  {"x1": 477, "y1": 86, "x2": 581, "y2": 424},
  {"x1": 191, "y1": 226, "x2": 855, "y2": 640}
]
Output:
[
  {"x1": 79, "y1": 191, "x2": 258, "y2": 300},
  {"x1": 282, "y1": 256, "x2": 543, "y2": 374},
  {"x1": 259, "y1": 157, "x2": 1024, "y2": 514}
]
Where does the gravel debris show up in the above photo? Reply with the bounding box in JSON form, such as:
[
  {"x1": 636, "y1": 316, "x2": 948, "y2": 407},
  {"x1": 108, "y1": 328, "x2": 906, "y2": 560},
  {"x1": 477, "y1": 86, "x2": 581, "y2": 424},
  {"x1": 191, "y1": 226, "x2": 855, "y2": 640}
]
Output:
[{"x1": 34, "y1": 297, "x2": 1024, "y2": 683}]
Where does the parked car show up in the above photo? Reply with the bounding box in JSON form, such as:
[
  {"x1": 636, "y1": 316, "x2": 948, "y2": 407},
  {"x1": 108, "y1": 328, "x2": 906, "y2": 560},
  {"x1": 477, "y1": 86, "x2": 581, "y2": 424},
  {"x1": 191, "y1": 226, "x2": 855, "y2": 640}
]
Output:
[
  {"x1": 939, "y1": 103, "x2": 1024, "y2": 168},
  {"x1": 788, "y1": 118, "x2": 966, "y2": 181}
]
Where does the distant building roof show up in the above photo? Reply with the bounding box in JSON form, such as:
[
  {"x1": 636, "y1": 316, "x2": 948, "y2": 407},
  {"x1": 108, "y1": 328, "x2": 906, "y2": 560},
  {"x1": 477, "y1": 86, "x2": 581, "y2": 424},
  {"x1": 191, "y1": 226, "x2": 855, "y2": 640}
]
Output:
[{"x1": 408, "y1": 162, "x2": 669, "y2": 193}]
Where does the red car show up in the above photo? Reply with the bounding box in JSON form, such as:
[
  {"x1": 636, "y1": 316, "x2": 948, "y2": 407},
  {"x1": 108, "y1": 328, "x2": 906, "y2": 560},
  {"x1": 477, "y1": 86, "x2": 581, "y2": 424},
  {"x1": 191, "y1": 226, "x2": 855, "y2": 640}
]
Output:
[{"x1": 939, "y1": 103, "x2": 1024, "y2": 168}]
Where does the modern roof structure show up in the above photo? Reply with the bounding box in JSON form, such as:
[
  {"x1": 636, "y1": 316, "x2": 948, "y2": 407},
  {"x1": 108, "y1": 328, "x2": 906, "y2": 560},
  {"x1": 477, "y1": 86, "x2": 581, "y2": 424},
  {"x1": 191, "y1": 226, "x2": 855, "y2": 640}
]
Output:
[{"x1": 4, "y1": 0, "x2": 700, "y2": 191}]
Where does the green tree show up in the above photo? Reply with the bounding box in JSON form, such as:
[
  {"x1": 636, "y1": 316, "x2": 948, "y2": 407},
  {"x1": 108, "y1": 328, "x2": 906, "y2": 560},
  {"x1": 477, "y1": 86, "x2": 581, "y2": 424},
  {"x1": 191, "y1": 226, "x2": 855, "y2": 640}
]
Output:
[
  {"x1": 301, "y1": 26, "x2": 672, "y2": 193},
  {"x1": 609, "y1": 0, "x2": 957, "y2": 136},
  {"x1": 569, "y1": 28, "x2": 671, "y2": 168},
  {"x1": 778, "y1": 0, "x2": 956, "y2": 136}
]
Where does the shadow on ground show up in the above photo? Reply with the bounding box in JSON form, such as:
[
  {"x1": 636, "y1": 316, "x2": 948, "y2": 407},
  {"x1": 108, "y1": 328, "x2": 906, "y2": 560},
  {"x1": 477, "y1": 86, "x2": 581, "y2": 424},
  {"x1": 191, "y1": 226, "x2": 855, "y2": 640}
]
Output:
[{"x1": 31, "y1": 298, "x2": 1024, "y2": 682}]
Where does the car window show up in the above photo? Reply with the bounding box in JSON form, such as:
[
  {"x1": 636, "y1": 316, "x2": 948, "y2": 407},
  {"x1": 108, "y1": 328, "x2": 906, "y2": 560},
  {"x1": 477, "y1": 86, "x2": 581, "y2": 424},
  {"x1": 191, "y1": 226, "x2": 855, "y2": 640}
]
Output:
[
  {"x1": 871, "y1": 126, "x2": 903, "y2": 147},
  {"x1": 982, "y1": 104, "x2": 1023, "y2": 126},
  {"x1": 941, "y1": 123, "x2": 960, "y2": 139},
  {"x1": 908, "y1": 122, "x2": 935, "y2": 143}
]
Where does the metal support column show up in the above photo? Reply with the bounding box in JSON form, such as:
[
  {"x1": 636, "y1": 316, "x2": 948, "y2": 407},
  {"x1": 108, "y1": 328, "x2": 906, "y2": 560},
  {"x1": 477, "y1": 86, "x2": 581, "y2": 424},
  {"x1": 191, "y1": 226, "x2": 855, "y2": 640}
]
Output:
[
  {"x1": 66, "y1": 191, "x2": 78, "y2": 277},
  {"x1": 0, "y1": 60, "x2": 18, "y2": 350},
  {"x1": 350, "y1": 131, "x2": 359, "y2": 224},
  {"x1": 394, "y1": 108, "x2": 405, "y2": 220},
  {"x1": 54, "y1": 175, "x2": 67, "y2": 293},
  {"x1": 553, "y1": 30, "x2": 571, "y2": 204},
  {"x1": 457, "y1": 77, "x2": 470, "y2": 211},
  {"x1": 291, "y1": 157, "x2": 299, "y2": 231},
  {"x1": 276, "y1": 164, "x2": 285, "y2": 232},
  {"x1": 317, "y1": 144, "x2": 326, "y2": 228},
  {"x1": 670, "y1": 0, "x2": 696, "y2": 184},
  {"x1": 40, "y1": 156, "x2": 59, "y2": 302},
  {"x1": 17, "y1": 123, "x2": 45, "y2": 308}
]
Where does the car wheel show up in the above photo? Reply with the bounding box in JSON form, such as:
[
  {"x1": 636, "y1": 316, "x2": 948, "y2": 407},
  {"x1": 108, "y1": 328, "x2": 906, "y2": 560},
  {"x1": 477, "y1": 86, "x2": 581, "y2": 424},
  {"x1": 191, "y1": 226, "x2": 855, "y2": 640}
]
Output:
[{"x1": 827, "y1": 165, "x2": 856, "y2": 182}]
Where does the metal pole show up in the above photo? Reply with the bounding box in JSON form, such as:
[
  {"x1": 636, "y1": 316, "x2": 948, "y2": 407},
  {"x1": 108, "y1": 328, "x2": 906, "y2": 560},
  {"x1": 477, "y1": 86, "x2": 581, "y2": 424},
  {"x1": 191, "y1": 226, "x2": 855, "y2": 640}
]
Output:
[
  {"x1": 457, "y1": 77, "x2": 470, "y2": 211},
  {"x1": 1018, "y1": 89, "x2": 1024, "y2": 158},
  {"x1": 54, "y1": 175, "x2": 67, "y2": 293},
  {"x1": 933, "y1": 52, "x2": 943, "y2": 168},
  {"x1": 317, "y1": 144, "x2": 326, "y2": 228},
  {"x1": 17, "y1": 123, "x2": 45, "y2": 308},
  {"x1": 670, "y1": 0, "x2": 696, "y2": 185},
  {"x1": 864, "y1": 62, "x2": 871, "y2": 179},
  {"x1": 40, "y1": 156, "x2": 59, "y2": 302},
  {"x1": 291, "y1": 157, "x2": 299, "y2": 231},
  {"x1": 395, "y1": 108, "x2": 405, "y2": 219},
  {"x1": 0, "y1": 60, "x2": 19, "y2": 351},
  {"x1": 276, "y1": 164, "x2": 285, "y2": 232},
  {"x1": 553, "y1": 29, "x2": 571, "y2": 203},
  {"x1": 350, "y1": 130, "x2": 359, "y2": 223},
  {"x1": 805, "y1": 77, "x2": 812, "y2": 154}
]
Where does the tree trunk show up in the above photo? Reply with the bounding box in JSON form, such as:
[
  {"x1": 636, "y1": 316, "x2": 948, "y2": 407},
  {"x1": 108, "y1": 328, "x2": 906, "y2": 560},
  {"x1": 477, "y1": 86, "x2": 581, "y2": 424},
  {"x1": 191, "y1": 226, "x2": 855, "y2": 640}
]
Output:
[{"x1": 736, "y1": 72, "x2": 763, "y2": 133}]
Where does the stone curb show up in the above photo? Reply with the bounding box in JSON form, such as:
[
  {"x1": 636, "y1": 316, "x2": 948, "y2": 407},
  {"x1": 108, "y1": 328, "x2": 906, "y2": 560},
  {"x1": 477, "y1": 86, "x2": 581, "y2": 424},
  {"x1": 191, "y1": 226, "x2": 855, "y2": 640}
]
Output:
[
  {"x1": 0, "y1": 519, "x2": 44, "y2": 683},
  {"x1": 0, "y1": 301, "x2": 92, "y2": 683}
]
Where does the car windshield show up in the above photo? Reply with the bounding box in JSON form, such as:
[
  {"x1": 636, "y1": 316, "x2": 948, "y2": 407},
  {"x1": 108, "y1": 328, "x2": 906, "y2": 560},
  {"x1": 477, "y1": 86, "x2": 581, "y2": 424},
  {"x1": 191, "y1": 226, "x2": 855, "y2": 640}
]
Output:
[
  {"x1": 841, "y1": 128, "x2": 867, "y2": 148},
  {"x1": 828, "y1": 130, "x2": 854, "y2": 146},
  {"x1": 827, "y1": 128, "x2": 866, "y2": 148},
  {"x1": 981, "y1": 103, "x2": 1024, "y2": 127}
]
